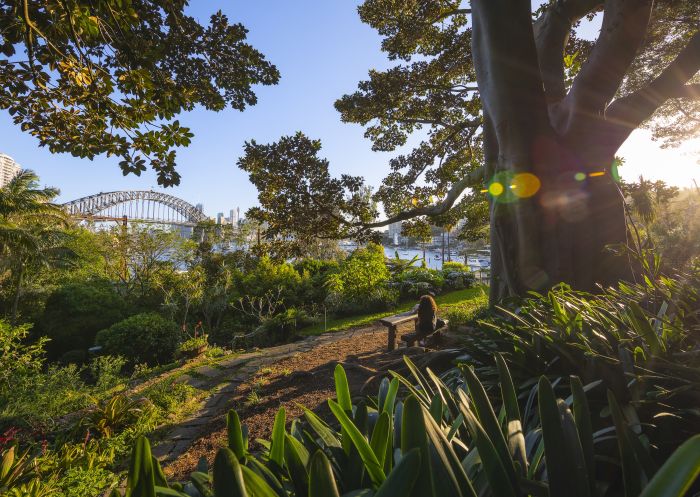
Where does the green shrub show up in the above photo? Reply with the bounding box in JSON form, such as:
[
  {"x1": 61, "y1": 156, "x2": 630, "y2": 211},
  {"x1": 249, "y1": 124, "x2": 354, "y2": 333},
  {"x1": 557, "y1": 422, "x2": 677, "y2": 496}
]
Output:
[
  {"x1": 325, "y1": 243, "x2": 396, "y2": 314},
  {"x1": 95, "y1": 313, "x2": 182, "y2": 366},
  {"x1": 441, "y1": 261, "x2": 475, "y2": 291},
  {"x1": 144, "y1": 380, "x2": 196, "y2": 415},
  {"x1": 39, "y1": 280, "x2": 127, "y2": 360},
  {"x1": 88, "y1": 355, "x2": 127, "y2": 390},
  {"x1": 392, "y1": 266, "x2": 445, "y2": 298},
  {"x1": 235, "y1": 256, "x2": 308, "y2": 307}
]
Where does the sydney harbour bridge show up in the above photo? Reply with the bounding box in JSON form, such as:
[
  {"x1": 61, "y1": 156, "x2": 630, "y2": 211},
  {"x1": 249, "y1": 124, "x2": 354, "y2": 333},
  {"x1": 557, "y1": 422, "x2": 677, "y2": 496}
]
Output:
[{"x1": 63, "y1": 190, "x2": 208, "y2": 228}]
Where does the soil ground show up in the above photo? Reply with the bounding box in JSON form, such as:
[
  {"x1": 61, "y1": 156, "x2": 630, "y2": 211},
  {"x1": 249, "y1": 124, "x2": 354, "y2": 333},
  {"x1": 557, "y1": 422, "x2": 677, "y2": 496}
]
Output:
[{"x1": 162, "y1": 321, "x2": 417, "y2": 480}]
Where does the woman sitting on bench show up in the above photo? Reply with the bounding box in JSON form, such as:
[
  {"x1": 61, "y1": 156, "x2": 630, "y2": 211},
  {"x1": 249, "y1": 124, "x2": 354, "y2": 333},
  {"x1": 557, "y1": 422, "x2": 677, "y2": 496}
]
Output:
[
  {"x1": 416, "y1": 294, "x2": 437, "y2": 336},
  {"x1": 415, "y1": 294, "x2": 445, "y2": 339}
]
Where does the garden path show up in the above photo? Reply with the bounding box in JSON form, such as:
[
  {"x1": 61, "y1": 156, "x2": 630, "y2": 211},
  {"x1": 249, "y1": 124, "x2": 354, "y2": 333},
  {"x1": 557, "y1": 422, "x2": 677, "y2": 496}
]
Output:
[{"x1": 151, "y1": 320, "x2": 417, "y2": 474}]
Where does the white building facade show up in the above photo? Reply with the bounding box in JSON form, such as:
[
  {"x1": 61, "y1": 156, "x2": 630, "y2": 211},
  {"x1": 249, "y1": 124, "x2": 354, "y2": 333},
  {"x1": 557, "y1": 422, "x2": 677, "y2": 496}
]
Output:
[{"x1": 0, "y1": 153, "x2": 21, "y2": 187}]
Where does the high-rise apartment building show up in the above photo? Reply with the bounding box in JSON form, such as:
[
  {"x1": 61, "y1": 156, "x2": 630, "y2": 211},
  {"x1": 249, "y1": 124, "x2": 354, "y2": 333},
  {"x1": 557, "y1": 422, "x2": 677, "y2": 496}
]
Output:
[{"x1": 0, "y1": 153, "x2": 21, "y2": 187}]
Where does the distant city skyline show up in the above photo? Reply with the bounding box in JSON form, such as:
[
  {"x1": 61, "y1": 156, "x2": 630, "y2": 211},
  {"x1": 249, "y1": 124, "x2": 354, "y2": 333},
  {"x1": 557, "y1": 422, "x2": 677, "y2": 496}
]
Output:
[{"x1": 0, "y1": 1, "x2": 698, "y2": 217}]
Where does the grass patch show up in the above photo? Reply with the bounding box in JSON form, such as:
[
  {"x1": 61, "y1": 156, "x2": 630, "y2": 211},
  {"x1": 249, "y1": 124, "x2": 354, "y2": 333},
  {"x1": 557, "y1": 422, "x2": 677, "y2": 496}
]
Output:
[{"x1": 300, "y1": 286, "x2": 488, "y2": 336}]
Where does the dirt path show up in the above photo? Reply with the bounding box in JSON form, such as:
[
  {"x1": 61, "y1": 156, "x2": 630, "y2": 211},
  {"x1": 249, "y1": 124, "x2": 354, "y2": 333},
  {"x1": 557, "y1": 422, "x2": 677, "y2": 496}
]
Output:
[{"x1": 153, "y1": 321, "x2": 418, "y2": 480}]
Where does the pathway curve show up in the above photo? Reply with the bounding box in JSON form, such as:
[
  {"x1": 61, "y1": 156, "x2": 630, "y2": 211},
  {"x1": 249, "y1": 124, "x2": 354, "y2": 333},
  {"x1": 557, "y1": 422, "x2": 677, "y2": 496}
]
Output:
[{"x1": 151, "y1": 322, "x2": 409, "y2": 467}]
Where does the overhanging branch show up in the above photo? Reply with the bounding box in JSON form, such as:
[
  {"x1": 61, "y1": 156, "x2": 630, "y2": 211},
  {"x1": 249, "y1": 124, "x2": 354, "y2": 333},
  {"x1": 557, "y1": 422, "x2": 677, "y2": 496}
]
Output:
[
  {"x1": 534, "y1": 0, "x2": 603, "y2": 103},
  {"x1": 565, "y1": 0, "x2": 653, "y2": 118},
  {"x1": 606, "y1": 31, "x2": 700, "y2": 148},
  {"x1": 359, "y1": 166, "x2": 485, "y2": 229}
]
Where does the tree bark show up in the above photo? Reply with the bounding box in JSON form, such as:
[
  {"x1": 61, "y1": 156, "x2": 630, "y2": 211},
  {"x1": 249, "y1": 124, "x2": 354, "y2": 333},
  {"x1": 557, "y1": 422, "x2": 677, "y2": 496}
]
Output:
[{"x1": 472, "y1": 0, "x2": 632, "y2": 304}]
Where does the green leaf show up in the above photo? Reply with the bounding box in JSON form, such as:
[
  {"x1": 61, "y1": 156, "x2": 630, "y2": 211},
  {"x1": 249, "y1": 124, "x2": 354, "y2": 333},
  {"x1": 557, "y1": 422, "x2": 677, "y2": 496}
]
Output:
[
  {"x1": 558, "y1": 398, "x2": 591, "y2": 497},
  {"x1": 1, "y1": 446, "x2": 14, "y2": 480},
  {"x1": 240, "y1": 465, "x2": 279, "y2": 497},
  {"x1": 335, "y1": 364, "x2": 353, "y2": 454},
  {"x1": 628, "y1": 302, "x2": 664, "y2": 355},
  {"x1": 302, "y1": 406, "x2": 342, "y2": 448},
  {"x1": 382, "y1": 378, "x2": 399, "y2": 415},
  {"x1": 308, "y1": 450, "x2": 340, "y2": 497},
  {"x1": 189, "y1": 472, "x2": 212, "y2": 497},
  {"x1": 374, "y1": 448, "x2": 422, "y2": 497},
  {"x1": 608, "y1": 390, "x2": 647, "y2": 497},
  {"x1": 496, "y1": 354, "x2": 527, "y2": 474},
  {"x1": 370, "y1": 411, "x2": 391, "y2": 468},
  {"x1": 154, "y1": 486, "x2": 188, "y2": 496},
  {"x1": 245, "y1": 458, "x2": 286, "y2": 496},
  {"x1": 424, "y1": 396, "x2": 477, "y2": 497},
  {"x1": 538, "y1": 376, "x2": 574, "y2": 497},
  {"x1": 127, "y1": 436, "x2": 156, "y2": 497},
  {"x1": 400, "y1": 395, "x2": 434, "y2": 497},
  {"x1": 571, "y1": 376, "x2": 596, "y2": 497},
  {"x1": 640, "y1": 435, "x2": 700, "y2": 497},
  {"x1": 152, "y1": 456, "x2": 168, "y2": 487},
  {"x1": 284, "y1": 433, "x2": 309, "y2": 496},
  {"x1": 227, "y1": 410, "x2": 246, "y2": 461},
  {"x1": 461, "y1": 364, "x2": 516, "y2": 485},
  {"x1": 270, "y1": 407, "x2": 286, "y2": 467},
  {"x1": 328, "y1": 399, "x2": 386, "y2": 487},
  {"x1": 429, "y1": 394, "x2": 444, "y2": 424},
  {"x1": 335, "y1": 363, "x2": 353, "y2": 412},
  {"x1": 213, "y1": 448, "x2": 247, "y2": 497}
]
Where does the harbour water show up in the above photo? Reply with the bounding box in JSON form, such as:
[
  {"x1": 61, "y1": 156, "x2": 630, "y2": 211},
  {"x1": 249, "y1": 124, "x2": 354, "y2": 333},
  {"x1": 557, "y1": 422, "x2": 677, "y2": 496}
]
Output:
[{"x1": 383, "y1": 246, "x2": 464, "y2": 270}]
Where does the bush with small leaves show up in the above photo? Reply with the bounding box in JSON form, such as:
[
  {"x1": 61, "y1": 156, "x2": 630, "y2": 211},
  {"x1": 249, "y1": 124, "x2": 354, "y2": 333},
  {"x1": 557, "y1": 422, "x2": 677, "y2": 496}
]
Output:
[{"x1": 95, "y1": 313, "x2": 182, "y2": 366}]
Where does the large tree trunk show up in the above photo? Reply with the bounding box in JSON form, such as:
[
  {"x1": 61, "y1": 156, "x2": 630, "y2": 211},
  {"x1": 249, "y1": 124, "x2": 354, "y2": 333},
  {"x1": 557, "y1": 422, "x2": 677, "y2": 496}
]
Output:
[
  {"x1": 488, "y1": 148, "x2": 630, "y2": 303},
  {"x1": 472, "y1": 0, "x2": 636, "y2": 303}
]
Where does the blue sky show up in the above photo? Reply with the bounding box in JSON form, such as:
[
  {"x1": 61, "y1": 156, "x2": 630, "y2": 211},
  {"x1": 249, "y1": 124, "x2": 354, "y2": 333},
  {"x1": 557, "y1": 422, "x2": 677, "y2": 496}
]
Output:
[{"x1": 0, "y1": 1, "x2": 698, "y2": 217}]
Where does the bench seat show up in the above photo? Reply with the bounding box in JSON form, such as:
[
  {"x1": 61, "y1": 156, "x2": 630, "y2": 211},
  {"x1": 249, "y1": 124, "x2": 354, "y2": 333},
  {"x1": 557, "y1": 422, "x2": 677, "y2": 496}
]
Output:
[{"x1": 400, "y1": 319, "x2": 448, "y2": 347}]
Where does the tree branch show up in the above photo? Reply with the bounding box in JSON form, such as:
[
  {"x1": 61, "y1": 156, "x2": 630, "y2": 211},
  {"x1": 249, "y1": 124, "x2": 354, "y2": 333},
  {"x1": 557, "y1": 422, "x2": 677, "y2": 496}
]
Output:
[
  {"x1": 359, "y1": 166, "x2": 485, "y2": 229},
  {"x1": 564, "y1": 0, "x2": 653, "y2": 120},
  {"x1": 606, "y1": 31, "x2": 700, "y2": 149},
  {"x1": 533, "y1": 0, "x2": 603, "y2": 103},
  {"x1": 471, "y1": 0, "x2": 550, "y2": 164}
]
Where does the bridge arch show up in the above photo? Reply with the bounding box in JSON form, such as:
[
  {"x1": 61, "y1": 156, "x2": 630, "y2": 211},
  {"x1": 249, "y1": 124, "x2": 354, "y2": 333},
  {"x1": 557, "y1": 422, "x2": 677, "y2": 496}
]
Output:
[{"x1": 63, "y1": 191, "x2": 207, "y2": 226}]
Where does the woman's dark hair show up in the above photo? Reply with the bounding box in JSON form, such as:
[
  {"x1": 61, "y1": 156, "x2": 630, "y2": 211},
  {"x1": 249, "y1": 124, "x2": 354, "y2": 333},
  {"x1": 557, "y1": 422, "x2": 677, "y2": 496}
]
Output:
[{"x1": 417, "y1": 294, "x2": 437, "y2": 331}]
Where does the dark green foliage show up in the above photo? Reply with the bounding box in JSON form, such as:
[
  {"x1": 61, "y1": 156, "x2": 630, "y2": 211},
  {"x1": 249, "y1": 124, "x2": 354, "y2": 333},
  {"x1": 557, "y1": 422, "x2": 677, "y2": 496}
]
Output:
[
  {"x1": 0, "y1": 1, "x2": 279, "y2": 185},
  {"x1": 40, "y1": 280, "x2": 126, "y2": 359},
  {"x1": 95, "y1": 313, "x2": 181, "y2": 366},
  {"x1": 239, "y1": 133, "x2": 378, "y2": 247},
  {"x1": 456, "y1": 276, "x2": 700, "y2": 463}
]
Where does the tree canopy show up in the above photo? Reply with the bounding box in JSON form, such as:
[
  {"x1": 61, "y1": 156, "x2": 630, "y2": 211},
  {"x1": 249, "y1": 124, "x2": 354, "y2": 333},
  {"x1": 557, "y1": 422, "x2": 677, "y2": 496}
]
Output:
[
  {"x1": 0, "y1": 1, "x2": 279, "y2": 185},
  {"x1": 242, "y1": 0, "x2": 699, "y2": 235},
  {"x1": 241, "y1": 0, "x2": 700, "y2": 298}
]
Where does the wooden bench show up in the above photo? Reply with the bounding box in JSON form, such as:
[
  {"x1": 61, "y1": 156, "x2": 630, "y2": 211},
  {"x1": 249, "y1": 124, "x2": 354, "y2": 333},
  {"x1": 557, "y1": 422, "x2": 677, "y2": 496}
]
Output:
[
  {"x1": 379, "y1": 311, "x2": 418, "y2": 351},
  {"x1": 379, "y1": 312, "x2": 449, "y2": 351}
]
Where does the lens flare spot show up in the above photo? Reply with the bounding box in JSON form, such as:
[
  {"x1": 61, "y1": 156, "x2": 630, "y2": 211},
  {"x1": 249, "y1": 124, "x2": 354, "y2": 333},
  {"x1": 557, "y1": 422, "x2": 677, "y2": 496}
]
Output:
[
  {"x1": 611, "y1": 159, "x2": 622, "y2": 183},
  {"x1": 574, "y1": 172, "x2": 587, "y2": 182},
  {"x1": 589, "y1": 171, "x2": 605, "y2": 178},
  {"x1": 480, "y1": 189, "x2": 489, "y2": 193},
  {"x1": 488, "y1": 182, "x2": 505, "y2": 196},
  {"x1": 511, "y1": 173, "x2": 541, "y2": 198},
  {"x1": 411, "y1": 197, "x2": 418, "y2": 206}
]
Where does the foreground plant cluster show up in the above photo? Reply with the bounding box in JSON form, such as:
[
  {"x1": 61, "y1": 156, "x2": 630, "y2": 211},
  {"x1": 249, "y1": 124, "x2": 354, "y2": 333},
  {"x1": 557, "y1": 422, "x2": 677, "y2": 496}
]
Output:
[
  {"x1": 116, "y1": 358, "x2": 699, "y2": 497},
  {"x1": 116, "y1": 266, "x2": 700, "y2": 497}
]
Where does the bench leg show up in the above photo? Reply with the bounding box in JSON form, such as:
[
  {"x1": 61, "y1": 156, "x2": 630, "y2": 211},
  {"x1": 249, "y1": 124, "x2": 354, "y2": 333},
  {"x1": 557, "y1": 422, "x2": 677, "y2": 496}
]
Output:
[{"x1": 388, "y1": 325, "x2": 396, "y2": 351}]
